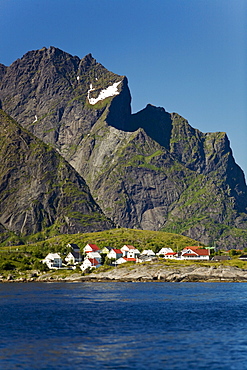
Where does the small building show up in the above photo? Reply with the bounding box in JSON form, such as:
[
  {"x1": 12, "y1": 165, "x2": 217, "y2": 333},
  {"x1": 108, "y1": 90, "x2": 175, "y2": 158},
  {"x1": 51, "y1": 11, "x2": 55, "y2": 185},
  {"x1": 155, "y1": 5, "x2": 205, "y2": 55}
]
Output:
[
  {"x1": 211, "y1": 255, "x2": 231, "y2": 261},
  {"x1": 85, "y1": 251, "x2": 102, "y2": 263},
  {"x1": 180, "y1": 246, "x2": 210, "y2": 260},
  {"x1": 65, "y1": 250, "x2": 82, "y2": 265},
  {"x1": 121, "y1": 245, "x2": 136, "y2": 257},
  {"x1": 80, "y1": 258, "x2": 101, "y2": 271},
  {"x1": 83, "y1": 243, "x2": 100, "y2": 253},
  {"x1": 126, "y1": 249, "x2": 140, "y2": 259},
  {"x1": 164, "y1": 252, "x2": 177, "y2": 259},
  {"x1": 107, "y1": 248, "x2": 123, "y2": 260},
  {"x1": 121, "y1": 245, "x2": 140, "y2": 258},
  {"x1": 116, "y1": 257, "x2": 136, "y2": 265},
  {"x1": 156, "y1": 247, "x2": 174, "y2": 256},
  {"x1": 238, "y1": 255, "x2": 247, "y2": 261},
  {"x1": 43, "y1": 253, "x2": 62, "y2": 269},
  {"x1": 101, "y1": 246, "x2": 113, "y2": 254}
]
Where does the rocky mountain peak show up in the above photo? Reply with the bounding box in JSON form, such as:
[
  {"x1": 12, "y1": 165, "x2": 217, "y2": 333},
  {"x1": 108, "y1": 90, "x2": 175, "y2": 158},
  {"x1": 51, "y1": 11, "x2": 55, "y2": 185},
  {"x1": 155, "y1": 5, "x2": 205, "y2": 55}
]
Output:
[{"x1": 130, "y1": 103, "x2": 172, "y2": 148}]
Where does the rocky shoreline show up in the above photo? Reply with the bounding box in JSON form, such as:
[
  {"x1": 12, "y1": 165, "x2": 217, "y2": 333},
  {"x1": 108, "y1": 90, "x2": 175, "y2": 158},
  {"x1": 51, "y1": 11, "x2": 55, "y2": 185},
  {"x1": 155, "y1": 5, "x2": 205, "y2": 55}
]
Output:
[{"x1": 2, "y1": 263, "x2": 247, "y2": 283}]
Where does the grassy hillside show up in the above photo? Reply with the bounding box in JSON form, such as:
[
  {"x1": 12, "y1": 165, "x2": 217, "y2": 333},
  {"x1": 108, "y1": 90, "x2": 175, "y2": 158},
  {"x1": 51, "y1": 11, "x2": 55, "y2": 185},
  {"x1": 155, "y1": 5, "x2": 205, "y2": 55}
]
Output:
[{"x1": 13, "y1": 228, "x2": 204, "y2": 253}]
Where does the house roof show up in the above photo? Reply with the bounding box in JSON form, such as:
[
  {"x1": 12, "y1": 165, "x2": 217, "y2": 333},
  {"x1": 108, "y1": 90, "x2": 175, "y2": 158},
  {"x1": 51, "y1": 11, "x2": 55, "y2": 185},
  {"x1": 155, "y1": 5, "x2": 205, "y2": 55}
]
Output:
[
  {"x1": 87, "y1": 258, "x2": 100, "y2": 266},
  {"x1": 165, "y1": 252, "x2": 177, "y2": 256},
  {"x1": 46, "y1": 253, "x2": 61, "y2": 259},
  {"x1": 183, "y1": 247, "x2": 209, "y2": 256},
  {"x1": 70, "y1": 251, "x2": 81, "y2": 258},
  {"x1": 67, "y1": 243, "x2": 79, "y2": 250},
  {"x1": 102, "y1": 246, "x2": 112, "y2": 251},
  {"x1": 182, "y1": 253, "x2": 198, "y2": 257},
  {"x1": 123, "y1": 257, "x2": 136, "y2": 262},
  {"x1": 86, "y1": 251, "x2": 101, "y2": 256},
  {"x1": 141, "y1": 249, "x2": 156, "y2": 255},
  {"x1": 122, "y1": 245, "x2": 135, "y2": 250},
  {"x1": 86, "y1": 244, "x2": 100, "y2": 251},
  {"x1": 112, "y1": 249, "x2": 122, "y2": 254},
  {"x1": 212, "y1": 255, "x2": 231, "y2": 261}
]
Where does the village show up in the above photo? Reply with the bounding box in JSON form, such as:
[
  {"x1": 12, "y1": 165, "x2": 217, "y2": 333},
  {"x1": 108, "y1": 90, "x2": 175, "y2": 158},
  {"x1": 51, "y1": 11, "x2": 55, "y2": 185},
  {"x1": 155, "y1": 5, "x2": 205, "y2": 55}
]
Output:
[{"x1": 42, "y1": 243, "x2": 212, "y2": 271}]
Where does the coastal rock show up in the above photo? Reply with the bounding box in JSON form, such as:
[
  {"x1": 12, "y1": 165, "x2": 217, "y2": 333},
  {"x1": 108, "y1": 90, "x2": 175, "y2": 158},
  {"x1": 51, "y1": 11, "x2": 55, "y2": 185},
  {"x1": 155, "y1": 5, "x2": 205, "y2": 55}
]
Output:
[{"x1": 89, "y1": 264, "x2": 247, "y2": 282}]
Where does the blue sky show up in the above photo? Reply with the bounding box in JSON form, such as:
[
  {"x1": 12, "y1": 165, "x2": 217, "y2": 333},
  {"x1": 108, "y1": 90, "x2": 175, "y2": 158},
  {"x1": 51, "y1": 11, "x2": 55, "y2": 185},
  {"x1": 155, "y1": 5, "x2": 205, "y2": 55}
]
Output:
[{"x1": 0, "y1": 0, "x2": 246, "y2": 177}]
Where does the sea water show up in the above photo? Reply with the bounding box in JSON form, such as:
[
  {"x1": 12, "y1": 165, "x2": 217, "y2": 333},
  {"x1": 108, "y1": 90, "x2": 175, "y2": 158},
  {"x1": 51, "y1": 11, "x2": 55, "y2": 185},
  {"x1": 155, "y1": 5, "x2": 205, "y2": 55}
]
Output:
[{"x1": 0, "y1": 282, "x2": 247, "y2": 369}]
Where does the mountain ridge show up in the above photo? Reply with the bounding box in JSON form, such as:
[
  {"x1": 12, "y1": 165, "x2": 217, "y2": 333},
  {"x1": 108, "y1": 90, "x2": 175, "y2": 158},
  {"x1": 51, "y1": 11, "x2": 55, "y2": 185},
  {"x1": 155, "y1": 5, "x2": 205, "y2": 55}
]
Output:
[{"x1": 0, "y1": 47, "x2": 247, "y2": 249}]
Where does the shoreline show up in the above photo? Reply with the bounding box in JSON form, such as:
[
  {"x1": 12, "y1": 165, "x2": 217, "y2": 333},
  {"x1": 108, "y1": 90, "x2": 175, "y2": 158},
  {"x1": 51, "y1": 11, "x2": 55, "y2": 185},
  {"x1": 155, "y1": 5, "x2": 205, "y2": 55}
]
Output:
[{"x1": 2, "y1": 263, "x2": 247, "y2": 283}]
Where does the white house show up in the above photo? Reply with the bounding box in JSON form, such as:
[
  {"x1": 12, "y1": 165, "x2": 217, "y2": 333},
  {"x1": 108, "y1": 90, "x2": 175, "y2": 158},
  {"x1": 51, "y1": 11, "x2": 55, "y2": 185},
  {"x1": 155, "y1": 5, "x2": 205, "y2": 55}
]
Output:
[
  {"x1": 121, "y1": 245, "x2": 136, "y2": 257},
  {"x1": 156, "y1": 247, "x2": 174, "y2": 256},
  {"x1": 83, "y1": 243, "x2": 100, "y2": 253},
  {"x1": 107, "y1": 249, "x2": 123, "y2": 260},
  {"x1": 121, "y1": 245, "x2": 140, "y2": 258},
  {"x1": 180, "y1": 246, "x2": 210, "y2": 260},
  {"x1": 85, "y1": 251, "x2": 102, "y2": 263},
  {"x1": 163, "y1": 252, "x2": 177, "y2": 259},
  {"x1": 65, "y1": 250, "x2": 82, "y2": 265},
  {"x1": 80, "y1": 258, "x2": 101, "y2": 271},
  {"x1": 43, "y1": 253, "x2": 62, "y2": 269},
  {"x1": 126, "y1": 249, "x2": 140, "y2": 259}
]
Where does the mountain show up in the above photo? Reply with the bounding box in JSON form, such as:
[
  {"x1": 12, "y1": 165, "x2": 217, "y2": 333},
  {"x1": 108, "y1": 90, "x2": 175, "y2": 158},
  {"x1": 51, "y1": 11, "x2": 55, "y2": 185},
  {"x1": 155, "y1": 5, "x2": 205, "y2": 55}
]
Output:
[
  {"x1": 0, "y1": 109, "x2": 113, "y2": 242},
  {"x1": 1, "y1": 46, "x2": 247, "y2": 249}
]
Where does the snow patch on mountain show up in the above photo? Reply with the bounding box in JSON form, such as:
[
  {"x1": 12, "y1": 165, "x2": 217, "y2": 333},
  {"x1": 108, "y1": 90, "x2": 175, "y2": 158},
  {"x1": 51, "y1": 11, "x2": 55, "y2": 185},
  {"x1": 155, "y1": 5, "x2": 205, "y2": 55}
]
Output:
[{"x1": 87, "y1": 81, "x2": 121, "y2": 105}]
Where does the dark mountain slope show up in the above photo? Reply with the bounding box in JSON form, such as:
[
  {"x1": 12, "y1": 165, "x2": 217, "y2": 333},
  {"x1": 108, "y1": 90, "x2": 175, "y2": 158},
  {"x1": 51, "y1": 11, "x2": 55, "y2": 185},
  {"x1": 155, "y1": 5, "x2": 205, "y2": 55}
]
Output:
[{"x1": 0, "y1": 109, "x2": 113, "y2": 241}]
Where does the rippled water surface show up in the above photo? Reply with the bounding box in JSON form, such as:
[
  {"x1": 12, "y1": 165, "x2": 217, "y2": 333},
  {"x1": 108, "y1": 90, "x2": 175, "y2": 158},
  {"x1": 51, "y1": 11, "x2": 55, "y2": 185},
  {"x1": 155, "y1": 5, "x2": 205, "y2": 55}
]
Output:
[{"x1": 1, "y1": 282, "x2": 247, "y2": 369}]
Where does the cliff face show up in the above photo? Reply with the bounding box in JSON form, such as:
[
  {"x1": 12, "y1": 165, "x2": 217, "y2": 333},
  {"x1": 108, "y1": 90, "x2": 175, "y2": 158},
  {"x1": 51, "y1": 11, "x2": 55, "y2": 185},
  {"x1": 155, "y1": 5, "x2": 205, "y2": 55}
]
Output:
[
  {"x1": 0, "y1": 47, "x2": 130, "y2": 158},
  {"x1": 0, "y1": 109, "x2": 113, "y2": 241},
  {"x1": 1, "y1": 47, "x2": 247, "y2": 248}
]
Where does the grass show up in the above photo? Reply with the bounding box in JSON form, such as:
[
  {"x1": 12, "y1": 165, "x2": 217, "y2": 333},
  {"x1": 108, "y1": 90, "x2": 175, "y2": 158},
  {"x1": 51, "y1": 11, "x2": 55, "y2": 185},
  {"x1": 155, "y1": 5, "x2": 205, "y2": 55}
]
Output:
[{"x1": 0, "y1": 228, "x2": 203, "y2": 252}]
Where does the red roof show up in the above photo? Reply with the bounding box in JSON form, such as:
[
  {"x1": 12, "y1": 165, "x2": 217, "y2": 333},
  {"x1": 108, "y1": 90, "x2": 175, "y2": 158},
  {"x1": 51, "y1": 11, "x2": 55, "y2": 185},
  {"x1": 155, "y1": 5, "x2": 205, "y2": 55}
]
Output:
[
  {"x1": 122, "y1": 245, "x2": 135, "y2": 250},
  {"x1": 165, "y1": 252, "x2": 177, "y2": 256},
  {"x1": 87, "y1": 244, "x2": 100, "y2": 251},
  {"x1": 183, "y1": 247, "x2": 209, "y2": 256},
  {"x1": 88, "y1": 258, "x2": 100, "y2": 265},
  {"x1": 113, "y1": 249, "x2": 122, "y2": 254},
  {"x1": 123, "y1": 257, "x2": 136, "y2": 262}
]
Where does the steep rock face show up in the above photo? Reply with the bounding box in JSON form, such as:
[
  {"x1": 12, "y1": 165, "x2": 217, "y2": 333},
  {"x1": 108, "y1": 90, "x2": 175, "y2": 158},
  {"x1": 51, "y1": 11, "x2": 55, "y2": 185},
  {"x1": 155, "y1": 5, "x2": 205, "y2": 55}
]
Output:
[
  {"x1": 169, "y1": 113, "x2": 247, "y2": 210},
  {"x1": 0, "y1": 63, "x2": 7, "y2": 81},
  {"x1": 1, "y1": 47, "x2": 247, "y2": 249},
  {"x1": 0, "y1": 110, "x2": 113, "y2": 239},
  {"x1": 70, "y1": 120, "x2": 196, "y2": 230},
  {"x1": 0, "y1": 47, "x2": 130, "y2": 160}
]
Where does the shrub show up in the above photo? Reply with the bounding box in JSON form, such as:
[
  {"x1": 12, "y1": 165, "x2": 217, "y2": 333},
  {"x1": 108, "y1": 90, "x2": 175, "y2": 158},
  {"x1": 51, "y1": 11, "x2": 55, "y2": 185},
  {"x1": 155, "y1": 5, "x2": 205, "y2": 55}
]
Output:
[
  {"x1": 33, "y1": 260, "x2": 49, "y2": 272},
  {"x1": 0, "y1": 261, "x2": 16, "y2": 271}
]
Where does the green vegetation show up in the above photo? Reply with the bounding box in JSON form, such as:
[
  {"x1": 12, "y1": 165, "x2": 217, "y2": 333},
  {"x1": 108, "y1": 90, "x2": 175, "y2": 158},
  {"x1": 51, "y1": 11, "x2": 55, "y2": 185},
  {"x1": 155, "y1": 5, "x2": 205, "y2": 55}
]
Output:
[
  {"x1": 0, "y1": 228, "x2": 202, "y2": 253},
  {"x1": 1, "y1": 227, "x2": 247, "y2": 280}
]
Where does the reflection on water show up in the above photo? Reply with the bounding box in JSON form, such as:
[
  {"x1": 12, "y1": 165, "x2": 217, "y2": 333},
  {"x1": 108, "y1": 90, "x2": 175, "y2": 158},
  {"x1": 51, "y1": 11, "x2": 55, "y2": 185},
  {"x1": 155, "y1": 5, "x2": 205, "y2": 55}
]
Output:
[{"x1": 0, "y1": 282, "x2": 247, "y2": 369}]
